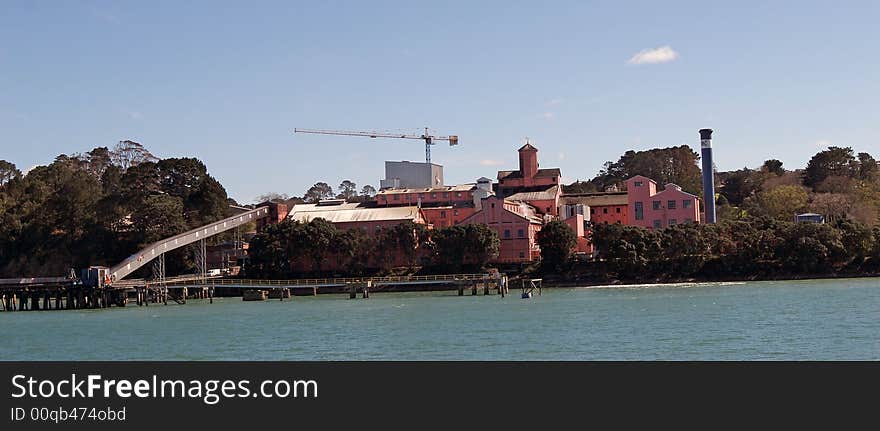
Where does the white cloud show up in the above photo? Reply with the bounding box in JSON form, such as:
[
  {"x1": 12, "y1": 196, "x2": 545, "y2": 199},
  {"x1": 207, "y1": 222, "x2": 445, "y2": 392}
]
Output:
[
  {"x1": 128, "y1": 111, "x2": 144, "y2": 120},
  {"x1": 557, "y1": 152, "x2": 565, "y2": 161},
  {"x1": 539, "y1": 112, "x2": 555, "y2": 120},
  {"x1": 815, "y1": 140, "x2": 832, "y2": 149},
  {"x1": 546, "y1": 98, "x2": 564, "y2": 106},
  {"x1": 479, "y1": 159, "x2": 505, "y2": 166},
  {"x1": 627, "y1": 45, "x2": 679, "y2": 65}
]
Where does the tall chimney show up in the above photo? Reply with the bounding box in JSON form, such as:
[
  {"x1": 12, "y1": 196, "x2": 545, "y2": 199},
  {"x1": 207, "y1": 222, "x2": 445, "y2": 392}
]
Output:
[{"x1": 699, "y1": 128, "x2": 716, "y2": 223}]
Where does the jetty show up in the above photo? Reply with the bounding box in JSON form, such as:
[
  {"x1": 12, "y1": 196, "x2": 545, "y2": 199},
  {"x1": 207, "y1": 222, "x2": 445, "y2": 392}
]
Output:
[{"x1": 0, "y1": 273, "x2": 510, "y2": 311}]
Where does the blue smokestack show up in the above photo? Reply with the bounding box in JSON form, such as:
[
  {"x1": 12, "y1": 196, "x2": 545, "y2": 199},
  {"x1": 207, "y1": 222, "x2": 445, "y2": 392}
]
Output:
[{"x1": 699, "y1": 129, "x2": 716, "y2": 223}]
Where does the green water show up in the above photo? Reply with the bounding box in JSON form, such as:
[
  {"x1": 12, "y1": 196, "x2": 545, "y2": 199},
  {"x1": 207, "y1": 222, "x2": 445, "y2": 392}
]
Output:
[{"x1": 1, "y1": 278, "x2": 878, "y2": 360}]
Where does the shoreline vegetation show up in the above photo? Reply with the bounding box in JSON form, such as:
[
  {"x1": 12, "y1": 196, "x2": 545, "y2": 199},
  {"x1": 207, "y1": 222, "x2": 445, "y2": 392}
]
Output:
[
  {"x1": 536, "y1": 271, "x2": 880, "y2": 289},
  {"x1": 3, "y1": 143, "x2": 880, "y2": 285}
]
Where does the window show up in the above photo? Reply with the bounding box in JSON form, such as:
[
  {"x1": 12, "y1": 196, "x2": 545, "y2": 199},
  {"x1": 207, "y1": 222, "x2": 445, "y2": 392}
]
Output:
[
  {"x1": 602, "y1": 208, "x2": 608, "y2": 214},
  {"x1": 453, "y1": 210, "x2": 459, "y2": 216},
  {"x1": 653, "y1": 219, "x2": 661, "y2": 229},
  {"x1": 491, "y1": 203, "x2": 495, "y2": 209},
  {"x1": 431, "y1": 193, "x2": 437, "y2": 198},
  {"x1": 667, "y1": 200, "x2": 677, "y2": 209},
  {"x1": 616, "y1": 207, "x2": 621, "y2": 213},
  {"x1": 519, "y1": 252, "x2": 525, "y2": 258},
  {"x1": 669, "y1": 219, "x2": 677, "y2": 226},
  {"x1": 590, "y1": 208, "x2": 596, "y2": 214},
  {"x1": 393, "y1": 195, "x2": 400, "y2": 201},
  {"x1": 683, "y1": 200, "x2": 692, "y2": 209},
  {"x1": 546, "y1": 207, "x2": 551, "y2": 213},
  {"x1": 443, "y1": 192, "x2": 449, "y2": 198},
  {"x1": 456, "y1": 192, "x2": 462, "y2": 197},
  {"x1": 634, "y1": 181, "x2": 643, "y2": 187},
  {"x1": 684, "y1": 218, "x2": 693, "y2": 223},
  {"x1": 504, "y1": 229, "x2": 511, "y2": 239},
  {"x1": 518, "y1": 229, "x2": 524, "y2": 238},
  {"x1": 419, "y1": 193, "x2": 424, "y2": 199},
  {"x1": 652, "y1": 200, "x2": 661, "y2": 210},
  {"x1": 634, "y1": 202, "x2": 644, "y2": 220},
  {"x1": 440, "y1": 211, "x2": 446, "y2": 218}
]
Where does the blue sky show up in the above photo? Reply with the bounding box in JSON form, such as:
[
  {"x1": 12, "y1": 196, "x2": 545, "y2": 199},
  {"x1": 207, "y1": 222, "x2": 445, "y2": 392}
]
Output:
[{"x1": 1, "y1": 1, "x2": 878, "y2": 203}]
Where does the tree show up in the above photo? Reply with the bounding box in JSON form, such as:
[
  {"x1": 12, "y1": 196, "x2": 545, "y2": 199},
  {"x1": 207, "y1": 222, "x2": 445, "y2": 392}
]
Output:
[
  {"x1": 432, "y1": 224, "x2": 499, "y2": 271},
  {"x1": 338, "y1": 180, "x2": 357, "y2": 200},
  {"x1": 536, "y1": 220, "x2": 577, "y2": 272},
  {"x1": 857, "y1": 152, "x2": 878, "y2": 181},
  {"x1": 247, "y1": 221, "x2": 292, "y2": 277},
  {"x1": 803, "y1": 146, "x2": 857, "y2": 189},
  {"x1": 110, "y1": 140, "x2": 158, "y2": 170},
  {"x1": 564, "y1": 180, "x2": 598, "y2": 194},
  {"x1": 744, "y1": 185, "x2": 809, "y2": 221},
  {"x1": 593, "y1": 146, "x2": 703, "y2": 195},
  {"x1": 132, "y1": 195, "x2": 188, "y2": 245},
  {"x1": 832, "y1": 218, "x2": 873, "y2": 262},
  {"x1": 255, "y1": 192, "x2": 289, "y2": 203},
  {"x1": 0, "y1": 160, "x2": 20, "y2": 186},
  {"x1": 762, "y1": 159, "x2": 785, "y2": 176},
  {"x1": 302, "y1": 218, "x2": 337, "y2": 271},
  {"x1": 360, "y1": 185, "x2": 377, "y2": 197},
  {"x1": 380, "y1": 221, "x2": 429, "y2": 268},
  {"x1": 303, "y1": 182, "x2": 334, "y2": 203},
  {"x1": 330, "y1": 228, "x2": 373, "y2": 274},
  {"x1": 808, "y1": 193, "x2": 853, "y2": 223},
  {"x1": 83, "y1": 147, "x2": 113, "y2": 178},
  {"x1": 718, "y1": 168, "x2": 762, "y2": 206}
]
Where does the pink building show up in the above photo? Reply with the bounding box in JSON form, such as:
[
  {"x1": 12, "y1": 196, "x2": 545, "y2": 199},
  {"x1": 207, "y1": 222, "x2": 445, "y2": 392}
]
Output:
[
  {"x1": 459, "y1": 195, "x2": 543, "y2": 263},
  {"x1": 496, "y1": 143, "x2": 562, "y2": 216},
  {"x1": 625, "y1": 175, "x2": 701, "y2": 229}
]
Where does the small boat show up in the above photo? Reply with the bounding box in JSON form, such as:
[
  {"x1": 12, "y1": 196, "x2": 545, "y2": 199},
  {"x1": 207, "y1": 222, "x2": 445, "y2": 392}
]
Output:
[{"x1": 242, "y1": 290, "x2": 268, "y2": 301}]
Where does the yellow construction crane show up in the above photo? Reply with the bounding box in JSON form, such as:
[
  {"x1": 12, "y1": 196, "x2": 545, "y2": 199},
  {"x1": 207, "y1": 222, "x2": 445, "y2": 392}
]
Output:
[{"x1": 293, "y1": 127, "x2": 459, "y2": 165}]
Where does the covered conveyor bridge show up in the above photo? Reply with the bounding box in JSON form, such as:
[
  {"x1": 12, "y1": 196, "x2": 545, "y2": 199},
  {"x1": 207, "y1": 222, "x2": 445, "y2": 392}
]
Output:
[{"x1": 109, "y1": 206, "x2": 270, "y2": 282}]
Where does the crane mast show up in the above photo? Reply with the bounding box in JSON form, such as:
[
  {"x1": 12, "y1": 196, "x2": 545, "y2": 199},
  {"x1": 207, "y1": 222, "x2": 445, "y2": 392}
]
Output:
[{"x1": 293, "y1": 127, "x2": 458, "y2": 165}]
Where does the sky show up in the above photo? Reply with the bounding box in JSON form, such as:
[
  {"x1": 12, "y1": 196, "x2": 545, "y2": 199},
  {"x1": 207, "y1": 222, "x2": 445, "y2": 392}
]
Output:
[{"x1": 1, "y1": 1, "x2": 878, "y2": 204}]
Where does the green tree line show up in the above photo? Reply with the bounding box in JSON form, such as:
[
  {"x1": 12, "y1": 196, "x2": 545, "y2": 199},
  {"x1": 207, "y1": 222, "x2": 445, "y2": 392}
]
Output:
[
  {"x1": 246, "y1": 219, "x2": 500, "y2": 277},
  {"x1": 0, "y1": 141, "x2": 231, "y2": 277},
  {"x1": 587, "y1": 217, "x2": 879, "y2": 281}
]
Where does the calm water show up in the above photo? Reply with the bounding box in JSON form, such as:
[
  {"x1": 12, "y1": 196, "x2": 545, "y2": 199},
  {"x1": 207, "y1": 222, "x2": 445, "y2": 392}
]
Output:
[{"x1": 1, "y1": 278, "x2": 878, "y2": 360}]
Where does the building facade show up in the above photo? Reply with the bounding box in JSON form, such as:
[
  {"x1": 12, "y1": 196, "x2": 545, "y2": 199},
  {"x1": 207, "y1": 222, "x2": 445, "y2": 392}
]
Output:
[
  {"x1": 560, "y1": 192, "x2": 629, "y2": 225},
  {"x1": 459, "y1": 196, "x2": 543, "y2": 263},
  {"x1": 379, "y1": 161, "x2": 444, "y2": 190},
  {"x1": 626, "y1": 175, "x2": 701, "y2": 229}
]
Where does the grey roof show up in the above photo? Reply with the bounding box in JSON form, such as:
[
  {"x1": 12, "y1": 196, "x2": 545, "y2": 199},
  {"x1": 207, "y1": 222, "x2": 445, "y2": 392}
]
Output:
[
  {"x1": 505, "y1": 185, "x2": 559, "y2": 201},
  {"x1": 560, "y1": 192, "x2": 629, "y2": 206},
  {"x1": 288, "y1": 205, "x2": 423, "y2": 223},
  {"x1": 497, "y1": 168, "x2": 561, "y2": 181},
  {"x1": 376, "y1": 183, "x2": 476, "y2": 195}
]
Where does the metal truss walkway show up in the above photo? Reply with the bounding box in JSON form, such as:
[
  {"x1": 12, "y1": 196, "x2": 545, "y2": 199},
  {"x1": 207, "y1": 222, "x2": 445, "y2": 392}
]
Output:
[{"x1": 109, "y1": 206, "x2": 270, "y2": 282}]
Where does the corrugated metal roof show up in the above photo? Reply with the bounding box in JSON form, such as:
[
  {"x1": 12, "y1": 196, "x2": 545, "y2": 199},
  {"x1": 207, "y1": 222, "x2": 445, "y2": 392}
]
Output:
[
  {"x1": 561, "y1": 192, "x2": 629, "y2": 206},
  {"x1": 377, "y1": 183, "x2": 475, "y2": 195},
  {"x1": 506, "y1": 185, "x2": 559, "y2": 201},
  {"x1": 288, "y1": 205, "x2": 422, "y2": 223}
]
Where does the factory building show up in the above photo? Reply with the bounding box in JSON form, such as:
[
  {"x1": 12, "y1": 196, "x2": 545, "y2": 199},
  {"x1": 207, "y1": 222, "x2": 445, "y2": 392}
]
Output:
[
  {"x1": 459, "y1": 196, "x2": 544, "y2": 263},
  {"x1": 374, "y1": 177, "x2": 494, "y2": 228},
  {"x1": 626, "y1": 176, "x2": 701, "y2": 229},
  {"x1": 379, "y1": 161, "x2": 444, "y2": 190},
  {"x1": 560, "y1": 192, "x2": 628, "y2": 225}
]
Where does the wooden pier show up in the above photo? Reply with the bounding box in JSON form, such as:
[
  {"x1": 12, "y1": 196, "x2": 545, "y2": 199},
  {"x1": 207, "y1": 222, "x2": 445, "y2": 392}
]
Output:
[{"x1": 1, "y1": 273, "x2": 510, "y2": 312}]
